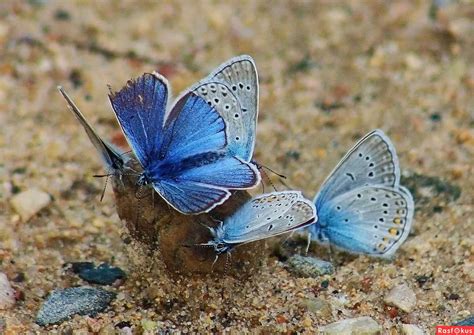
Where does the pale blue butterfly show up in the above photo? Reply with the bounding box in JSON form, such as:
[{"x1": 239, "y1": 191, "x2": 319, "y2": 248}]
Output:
[
  {"x1": 308, "y1": 130, "x2": 414, "y2": 258},
  {"x1": 203, "y1": 191, "x2": 316, "y2": 260}
]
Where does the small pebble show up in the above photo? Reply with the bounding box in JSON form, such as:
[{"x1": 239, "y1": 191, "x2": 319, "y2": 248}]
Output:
[
  {"x1": 320, "y1": 316, "x2": 382, "y2": 335},
  {"x1": 301, "y1": 298, "x2": 332, "y2": 318},
  {"x1": 36, "y1": 287, "x2": 116, "y2": 326},
  {"x1": 286, "y1": 255, "x2": 334, "y2": 278},
  {"x1": 141, "y1": 319, "x2": 157, "y2": 332},
  {"x1": 10, "y1": 188, "x2": 51, "y2": 222},
  {"x1": 70, "y1": 262, "x2": 126, "y2": 285},
  {"x1": 462, "y1": 262, "x2": 474, "y2": 282},
  {"x1": 0, "y1": 273, "x2": 15, "y2": 310},
  {"x1": 453, "y1": 315, "x2": 474, "y2": 326},
  {"x1": 400, "y1": 324, "x2": 425, "y2": 335},
  {"x1": 384, "y1": 283, "x2": 417, "y2": 313}
]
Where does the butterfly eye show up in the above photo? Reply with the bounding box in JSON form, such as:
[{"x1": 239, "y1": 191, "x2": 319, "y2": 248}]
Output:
[
  {"x1": 214, "y1": 98, "x2": 220, "y2": 104},
  {"x1": 246, "y1": 85, "x2": 251, "y2": 91},
  {"x1": 370, "y1": 197, "x2": 377, "y2": 202},
  {"x1": 234, "y1": 113, "x2": 240, "y2": 118}
]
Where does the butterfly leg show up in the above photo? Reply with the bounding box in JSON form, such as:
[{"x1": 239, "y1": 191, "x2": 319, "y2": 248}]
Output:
[
  {"x1": 224, "y1": 252, "x2": 232, "y2": 275},
  {"x1": 280, "y1": 231, "x2": 295, "y2": 247},
  {"x1": 305, "y1": 232, "x2": 312, "y2": 255},
  {"x1": 99, "y1": 174, "x2": 110, "y2": 202},
  {"x1": 211, "y1": 254, "x2": 220, "y2": 271},
  {"x1": 326, "y1": 243, "x2": 336, "y2": 273}
]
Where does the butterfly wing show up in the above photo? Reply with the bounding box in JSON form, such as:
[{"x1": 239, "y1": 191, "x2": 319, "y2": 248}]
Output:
[
  {"x1": 315, "y1": 130, "x2": 400, "y2": 209},
  {"x1": 222, "y1": 191, "x2": 316, "y2": 244},
  {"x1": 59, "y1": 87, "x2": 126, "y2": 172},
  {"x1": 313, "y1": 185, "x2": 414, "y2": 258},
  {"x1": 109, "y1": 73, "x2": 169, "y2": 168},
  {"x1": 151, "y1": 92, "x2": 259, "y2": 214},
  {"x1": 155, "y1": 156, "x2": 259, "y2": 214},
  {"x1": 185, "y1": 55, "x2": 258, "y2": 161}
]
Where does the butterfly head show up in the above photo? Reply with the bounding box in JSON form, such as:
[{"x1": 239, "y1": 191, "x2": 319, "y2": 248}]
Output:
[
  {"x1": 200, "y1": 223, "x2": 235, "y2": 255},
  {"x1": 308, "y1": 222, "x2": 330, "y2": 244},
  {"x1": 137, "y1": 172, "x2": 151, "y2": 187}
]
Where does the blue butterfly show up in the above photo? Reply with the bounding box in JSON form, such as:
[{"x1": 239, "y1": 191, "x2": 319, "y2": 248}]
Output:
[
  {"x1": 109, "y1": 72, "x2": 260, "y2": 214},
  {"x1": 308, "y1": 130, "x2": 414, "y2": 258},
  {"x1": 202, "y1": 191, "x2": 316, "y2": 259}
]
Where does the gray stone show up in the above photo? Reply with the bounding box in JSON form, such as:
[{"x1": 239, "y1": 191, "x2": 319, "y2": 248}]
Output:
[
  {"x1": 384, "y1": 283, "x2": 417, "y2": 313},
  {"x1": 301, "y1": 298, "x2": 332, "y2": 318},
  {"x1": 454, "y1": 315, "x2": 474, "y2": 326},
  {"x1": 401, "y1": 324, "x2": 425, "y2": 335},
  {"x1": 10, "y1": 188, "x2": 51, "y2": 222},
  {"x1": 0, "y1": 273, "x2": 15, "y2": 310},
  {"x1": 36, "y1": 286, "x2": 116, "y2": 326},
  {"x1": 286, "y1": 255, "x2": 334, "y2": 277},
  {"x1": 320, "y1": 317, "x2": 382, "y2": 335}
]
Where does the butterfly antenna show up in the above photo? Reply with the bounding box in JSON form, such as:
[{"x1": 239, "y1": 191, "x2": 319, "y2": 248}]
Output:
[
  {"x1": 261, "y1": 168, "x2": 278, "y2": 192},
  {"x1": 260, "y1": 164, "x2": 287, "y2": 180}
]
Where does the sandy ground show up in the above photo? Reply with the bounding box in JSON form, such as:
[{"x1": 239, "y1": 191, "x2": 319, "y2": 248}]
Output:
[{"x1": 1, "y1": 0, "x2": 473, "y2": 333}]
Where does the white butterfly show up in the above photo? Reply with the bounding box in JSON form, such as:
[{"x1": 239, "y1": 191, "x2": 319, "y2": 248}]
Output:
[
  {"x1": 203, "y1": 191, "x2": 316, "y2": 259},
  {"x1": 308, "y1": 130, "x2": 414, "y2": 258}
]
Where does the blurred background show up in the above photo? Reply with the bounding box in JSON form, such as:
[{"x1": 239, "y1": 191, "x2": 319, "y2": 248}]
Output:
[{"x1": 1, "y1": 0, "x2": 473, "y2": 333}]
